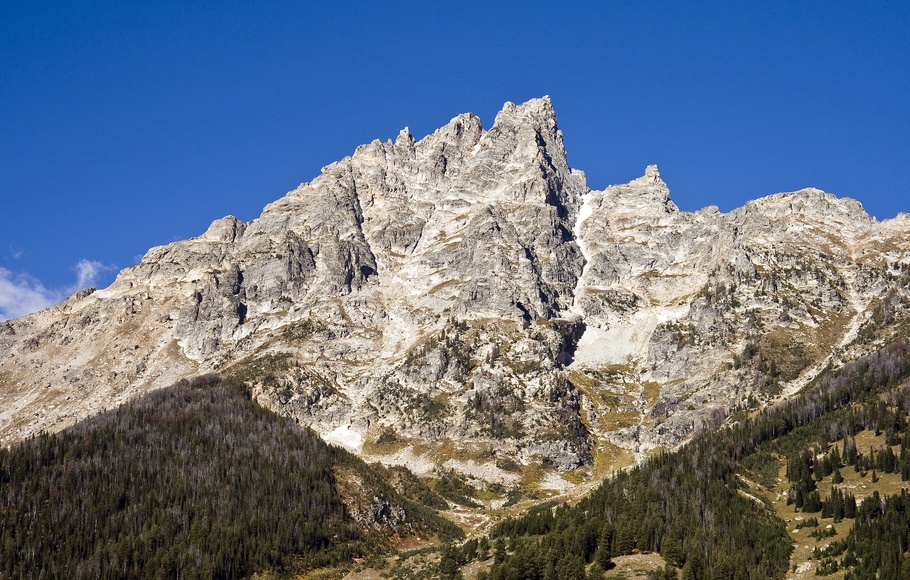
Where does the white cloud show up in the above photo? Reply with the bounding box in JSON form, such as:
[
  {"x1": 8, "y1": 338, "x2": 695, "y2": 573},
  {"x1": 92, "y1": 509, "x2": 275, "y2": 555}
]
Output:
[
  {"x1": 73, "y1": 259, "x2": 111, "y2": 290},
  {"x1": 0, "y1": 260, "x2": 116, "y2": 322},
  {"x1": 0, "y1": 268, "x2": 59, "y2": 321}
]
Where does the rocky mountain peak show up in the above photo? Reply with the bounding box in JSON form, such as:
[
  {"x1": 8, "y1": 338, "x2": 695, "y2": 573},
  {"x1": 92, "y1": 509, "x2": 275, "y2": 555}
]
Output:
[
  {"x1": 730, "y1": 188, "x2": 875, "y2": 251},
  {"x1": 597, "y1": 164, "x2": 678, "y2": 215},
  {"x1": 492, "y1": 96, "x2": 556, "y2": 127},
  {"x1": 638, "y1": 164, "x2": 663, "y2": 184},
  {"x1": 200, "y1": 215, "x2": 246, "y2": 243},
  {"x1": 744, "y1": 188, "x2": 872, "y2": 221},
  {"x1": 422, "y1": 113, "x2": 484, "y2": 155},
  {"x1": 2, "y1": 97, "x2": 909, "y2": 495},
  {"x1": 394, "y1": 126, "x2": 415, "y2": 148}
]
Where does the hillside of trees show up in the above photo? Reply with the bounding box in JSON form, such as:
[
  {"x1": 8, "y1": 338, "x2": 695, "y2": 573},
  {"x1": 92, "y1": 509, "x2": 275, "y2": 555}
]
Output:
[
  {"x1": 482, "y1": 338, "x2": 910, "y2": 579},
  {"x1": 4, "y1": 336, "x2": 910, "y2": 579},
  {"x1": 0, "y1": 376, "x2": 460, "y2": 578}
]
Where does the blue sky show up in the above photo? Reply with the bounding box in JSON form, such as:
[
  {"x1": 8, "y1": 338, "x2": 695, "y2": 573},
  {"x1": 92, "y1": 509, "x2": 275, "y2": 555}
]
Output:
[{"x1": 2, "y1": 1, "x2": 908, "y2": 320}]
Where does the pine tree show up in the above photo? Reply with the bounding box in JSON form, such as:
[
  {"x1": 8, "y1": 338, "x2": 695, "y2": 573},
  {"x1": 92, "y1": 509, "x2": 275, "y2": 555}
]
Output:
[{"x1": 832, "y1": 467, "x2": 844, "y2": 484}]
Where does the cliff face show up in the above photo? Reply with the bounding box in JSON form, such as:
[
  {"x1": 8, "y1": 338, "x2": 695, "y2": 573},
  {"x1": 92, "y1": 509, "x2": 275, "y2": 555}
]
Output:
[
  {"x1": 572, "y1": 170, "x2": 910, "y2": 458},
  {"x1": 2, "y1": 97, "x2": 909, "y2": 485}
]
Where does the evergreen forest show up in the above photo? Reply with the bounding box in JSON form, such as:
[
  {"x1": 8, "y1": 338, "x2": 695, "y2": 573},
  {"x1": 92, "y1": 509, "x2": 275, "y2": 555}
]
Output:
[{"x1": 0, "y1": 376, "x2": 460, "y2": 578}]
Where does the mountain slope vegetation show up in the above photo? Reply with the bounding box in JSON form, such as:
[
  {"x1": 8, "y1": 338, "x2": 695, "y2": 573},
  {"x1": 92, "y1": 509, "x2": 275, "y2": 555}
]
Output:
[
  {"x1": 480, "y1": 338, "x2": 910, "y2": 579},
  {"x1": 0, "y1": 376, "x2": 460, "y2": 578}
]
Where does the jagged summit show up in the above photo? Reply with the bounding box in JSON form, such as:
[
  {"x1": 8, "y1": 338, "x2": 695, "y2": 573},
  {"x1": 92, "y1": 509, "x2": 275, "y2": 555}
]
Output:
[
  {"x1": 494, "y1": 96, "x2": 556, "y2": 125},
  {"x1": 599, "y1": 163, "x2": 678, "y2": 215},
  {"x1": 2, "y1": 98, "x2": 909, "y2": 488},
  {"x1": 395, "y1": 126, "x2": 413, "y2": 146},
  {"x1": 636, "y1": 164, "x2": 663, "y2": 184}
]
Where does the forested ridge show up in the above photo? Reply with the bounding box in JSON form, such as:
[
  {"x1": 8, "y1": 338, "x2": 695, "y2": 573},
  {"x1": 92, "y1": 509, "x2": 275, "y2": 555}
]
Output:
[
  {"x1": 480, "y1": 338, "x2": 910, "y2": 579},
  {"x1": 0, "y1": 377, "x2": 460, "y2": 578}
]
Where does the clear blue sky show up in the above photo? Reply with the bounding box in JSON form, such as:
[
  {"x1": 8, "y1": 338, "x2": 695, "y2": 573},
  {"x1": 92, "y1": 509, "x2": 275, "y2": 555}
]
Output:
[{"x1": 2, "y1": 1, "x2": 908, "y2": 319}]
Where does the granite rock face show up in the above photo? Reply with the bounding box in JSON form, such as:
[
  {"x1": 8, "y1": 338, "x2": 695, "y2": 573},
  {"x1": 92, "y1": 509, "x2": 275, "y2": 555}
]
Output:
[
  {"x1": 569, "y1": 167, "x2": 910, "y2": 457},
  {"x1": 2, "y1": 97, "x2": 909, "y2": 484}
]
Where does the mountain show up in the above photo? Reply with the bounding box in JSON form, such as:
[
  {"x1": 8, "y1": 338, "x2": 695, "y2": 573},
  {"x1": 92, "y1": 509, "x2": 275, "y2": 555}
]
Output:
[{"x1": 2, "y1": 97, "x2": 909, "y2": 494}]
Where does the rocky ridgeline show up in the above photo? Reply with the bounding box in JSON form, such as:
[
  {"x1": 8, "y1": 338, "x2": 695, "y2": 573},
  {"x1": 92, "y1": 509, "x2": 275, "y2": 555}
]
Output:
[{"x1": 2, "y1": 97, "x2": 909, "y2": 488}]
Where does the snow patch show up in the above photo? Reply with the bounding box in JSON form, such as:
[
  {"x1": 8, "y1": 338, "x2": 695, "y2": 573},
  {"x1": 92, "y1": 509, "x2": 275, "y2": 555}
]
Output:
[
  {"x1": 321, "y1": 425, "x2": 364, "y2": 453},
  {"x1": 571, "y1": 304, "x2": 689, "y2": 368},
  {"x1": 569, "y1": 190, "x2": 594, "y2": 317},
  {"x1": 573, "y1": 191, "x2": 594, "y2": 264},
  {"x1": 470, "y1": 131, "x2": 488, "y2": 156}
]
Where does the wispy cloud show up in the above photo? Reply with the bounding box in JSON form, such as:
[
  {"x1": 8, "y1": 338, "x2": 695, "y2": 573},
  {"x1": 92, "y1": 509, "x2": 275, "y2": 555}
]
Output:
[
  {"x1": 0, "y1": 269, "x2": 58, "y2": 321},
  {"x1": 0, "y1": 260, "x2": 116, "y2": 322},
  {"x1": 73, "y1": 259, "x2": 112, "y2": 290}
]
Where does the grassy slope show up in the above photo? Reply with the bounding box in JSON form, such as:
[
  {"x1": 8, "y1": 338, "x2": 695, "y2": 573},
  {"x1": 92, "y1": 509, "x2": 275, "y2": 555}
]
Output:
[{"x1": 740, "y1": 417, "x2": 910, "y2": 579}]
